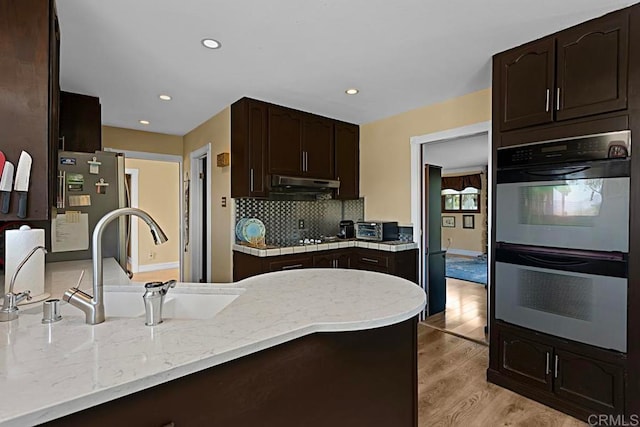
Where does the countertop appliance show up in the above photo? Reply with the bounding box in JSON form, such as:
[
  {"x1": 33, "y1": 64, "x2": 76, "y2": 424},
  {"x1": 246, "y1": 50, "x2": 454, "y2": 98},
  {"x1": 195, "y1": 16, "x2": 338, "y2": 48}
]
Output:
[
  {"x1": 48, "y1": 151, "x2": 127, "y2": 270},
  {"x1": 355, "y1": 221, "x2": 398, "y2": 241},
  {"x1": 494, "y1": 130, "x2": 631, "y2": 352},
  {"x1": 338, "y1": 220, "x2": 354, "y2": 239}
]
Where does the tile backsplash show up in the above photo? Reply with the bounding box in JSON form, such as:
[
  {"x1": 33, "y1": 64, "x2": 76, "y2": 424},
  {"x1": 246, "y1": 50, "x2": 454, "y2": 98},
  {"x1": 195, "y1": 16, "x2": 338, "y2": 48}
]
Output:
[{"x1": 235, "y1": 198, "x2": 364, "y2": 246}]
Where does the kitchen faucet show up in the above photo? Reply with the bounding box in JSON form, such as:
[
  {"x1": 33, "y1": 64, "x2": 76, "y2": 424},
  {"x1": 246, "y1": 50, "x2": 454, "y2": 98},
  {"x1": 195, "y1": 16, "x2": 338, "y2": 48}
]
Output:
[
  {"x1": 0, "y1": 245, "x2": 47, "y2": 322},
  {"x1": 63, "y1": 208, "x2": 168, "y2": 325}
]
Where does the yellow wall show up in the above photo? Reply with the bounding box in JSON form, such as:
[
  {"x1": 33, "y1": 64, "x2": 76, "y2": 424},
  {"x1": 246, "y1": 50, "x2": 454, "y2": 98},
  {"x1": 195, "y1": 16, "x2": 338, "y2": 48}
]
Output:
[
  {"x1": 360, "y1": 88, "x2": 491, "y2": 224},
  {"x1": 441, "y1": 171, "x2": 487, "y2": 254},
  {"x1": 125, "y1": 158, "x2": 181, "y2": 266},
  {"x1": 182, "y1": 107, "x2": 232, "y2": 283},
  {"x1": 102, "y1": 126, "x2": 183, "y2": 156}
]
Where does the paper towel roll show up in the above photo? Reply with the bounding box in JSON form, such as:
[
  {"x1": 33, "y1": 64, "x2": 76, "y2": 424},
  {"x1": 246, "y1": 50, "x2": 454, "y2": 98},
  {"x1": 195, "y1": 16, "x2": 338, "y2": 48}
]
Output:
[{"x1": 5, "y1": 226, "x2": 45, "y2": 298}]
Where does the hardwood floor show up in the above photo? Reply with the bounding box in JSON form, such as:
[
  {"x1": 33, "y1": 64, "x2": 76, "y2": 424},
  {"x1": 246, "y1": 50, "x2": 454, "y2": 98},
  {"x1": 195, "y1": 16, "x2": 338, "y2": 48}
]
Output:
[
  {"x1": 417, "y1": 324, "x2": 585, "y2": 426},
  {"x1": 424, "y1": 278, "x2": 488, "y2": 344},
  {"x1": 130, "y1": 268, "x2": 180, "y2": 283}
]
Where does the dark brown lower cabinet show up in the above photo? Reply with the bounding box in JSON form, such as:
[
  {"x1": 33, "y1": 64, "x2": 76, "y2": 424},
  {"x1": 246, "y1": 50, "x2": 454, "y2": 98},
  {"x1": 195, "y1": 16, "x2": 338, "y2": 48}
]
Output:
[
  {"x1": 234, "y1": 248, "x2": 418, "y2": 284},
  {"x1": 43, "y1": 318, "x2": 418, "y2": 427},
  {"x1": 489, "y1": 322, "x2": 626, "y2": 420},
  {"x1": 499, "y1": 329, "x2": 553, "y2": 391},
  {"x1": 312, "y1": 249, "x2": 352, "y2": 269}
]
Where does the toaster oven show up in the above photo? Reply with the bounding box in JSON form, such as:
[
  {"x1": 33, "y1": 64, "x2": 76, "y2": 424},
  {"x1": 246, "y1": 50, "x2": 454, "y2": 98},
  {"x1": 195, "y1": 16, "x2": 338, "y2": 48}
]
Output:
[{"x1": 355, "y1": 221, "x2": 398, "y2": 241}]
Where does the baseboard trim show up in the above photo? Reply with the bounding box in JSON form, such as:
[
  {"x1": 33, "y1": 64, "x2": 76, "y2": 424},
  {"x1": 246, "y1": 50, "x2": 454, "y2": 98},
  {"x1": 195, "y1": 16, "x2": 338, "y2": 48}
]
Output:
[
  {"x1": 446, "y1": 249, "x2": 483, "y2": 257},
  {"x1": 137, "y1": 261, "x2": 179, "y2": 273}
]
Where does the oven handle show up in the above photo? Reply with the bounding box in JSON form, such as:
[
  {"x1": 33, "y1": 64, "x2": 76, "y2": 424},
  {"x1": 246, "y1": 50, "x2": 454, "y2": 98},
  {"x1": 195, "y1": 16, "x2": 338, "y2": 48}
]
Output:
[
  {"x1": 519, "y1": 254, "x2": 589, "y2": 267},
  {"x1": 523, "y1": 165, "x2": 591, "y2": 178}
]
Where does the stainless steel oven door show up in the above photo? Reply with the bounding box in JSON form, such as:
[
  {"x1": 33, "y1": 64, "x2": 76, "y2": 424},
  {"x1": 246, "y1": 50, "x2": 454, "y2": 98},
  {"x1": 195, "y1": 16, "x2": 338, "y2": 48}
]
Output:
[
  {"x1": 496, "y1": 176, "x2": 629, "y2": 252},
  {"x1": 495, "y1": 259, "x2": 627, "y2": 352}
]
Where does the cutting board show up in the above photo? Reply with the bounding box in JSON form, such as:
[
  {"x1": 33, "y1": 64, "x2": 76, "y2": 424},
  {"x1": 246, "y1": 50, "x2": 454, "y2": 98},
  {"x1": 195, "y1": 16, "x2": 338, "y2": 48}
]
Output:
[{"x1": 4, "y1": 226, "x2": 45, "y2": 299}]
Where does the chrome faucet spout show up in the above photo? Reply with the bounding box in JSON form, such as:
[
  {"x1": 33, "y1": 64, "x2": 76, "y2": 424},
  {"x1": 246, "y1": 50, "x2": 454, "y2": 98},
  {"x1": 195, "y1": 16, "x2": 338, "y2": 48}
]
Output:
[{"x1": 64, "y1": 208, "x2": 168, "y2": 325}]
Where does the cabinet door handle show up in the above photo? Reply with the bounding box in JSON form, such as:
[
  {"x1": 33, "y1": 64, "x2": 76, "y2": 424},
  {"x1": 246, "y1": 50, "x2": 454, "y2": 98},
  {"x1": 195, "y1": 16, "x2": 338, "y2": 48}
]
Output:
[
  {"x1": 554, "y1": 354, "x2": 559, "y2": 378},
  {"x1": 304, "y1": 151, "x2": 308, "y2": 171},
  {"x1": 282, "y1": 263, "x2": 303, "y2": 270},
  {"x1": 59, "y1": 135, "x2": 65, "y2": 150},
  {"x1": 361, "y1": 257, "x2": 379, "y2": 264},
  {"x1": 556, "y1": 88, "x2": 561, "y2": 111},
  {"x1": 161, "y1": 423, "x2": 175, "y2": 427},
  {"x1": 545, "y1": 89, "x2": 550, "y2": 112},
  {"x1": 337, "y1": 176, "x2": 340, "y2": 196},
  {"x1": 250, "y1": 168, "x2": 254, "y2": 192},
  {"x1": 545, "y1": 352, "x2": 550, "y2": 375}
]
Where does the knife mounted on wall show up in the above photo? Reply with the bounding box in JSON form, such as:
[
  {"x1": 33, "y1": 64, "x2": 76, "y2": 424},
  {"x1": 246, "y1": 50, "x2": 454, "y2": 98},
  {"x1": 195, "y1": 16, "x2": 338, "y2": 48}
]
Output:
[
  {"x1": 14, "y1": 151, "x2": 32, "y2": 219},
  {"x1": 0, "y1": 161, "x2": 14, "y2": 214}
]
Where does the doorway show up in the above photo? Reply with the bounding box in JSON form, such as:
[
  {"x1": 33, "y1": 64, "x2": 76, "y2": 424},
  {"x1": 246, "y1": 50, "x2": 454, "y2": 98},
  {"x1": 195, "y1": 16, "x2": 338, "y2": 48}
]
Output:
[
  {"x1": 410, "y1": 122, "x2": 491, "y2": 343},
  {"x1": 189, "y1": 144, "x2": 212, "y2": 283},
  {"x1": 105, "y1": 148, "x2": 184, "y2": 282}
]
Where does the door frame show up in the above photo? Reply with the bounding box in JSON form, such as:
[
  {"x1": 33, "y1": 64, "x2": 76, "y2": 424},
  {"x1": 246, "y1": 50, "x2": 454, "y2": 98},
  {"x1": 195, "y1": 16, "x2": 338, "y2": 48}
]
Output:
[
  {"x1": 105, "y1": 148, "x2": 185, "y2": 281},
  {"x1": 189, "y1": 144, "x2": 212, "y2": 283},
  {"x1": 410, "y1": 121, "x2": 491, "y2": 320},
  {"x1": 125, "y1": 168, "x2": 139, "y2": 273}
]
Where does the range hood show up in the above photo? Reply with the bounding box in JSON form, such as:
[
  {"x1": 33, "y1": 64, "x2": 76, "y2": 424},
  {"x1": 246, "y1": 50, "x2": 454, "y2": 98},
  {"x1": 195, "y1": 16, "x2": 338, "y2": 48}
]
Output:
[{"x1": 270, "y1": 175, "x2": 340, "y2": 192}]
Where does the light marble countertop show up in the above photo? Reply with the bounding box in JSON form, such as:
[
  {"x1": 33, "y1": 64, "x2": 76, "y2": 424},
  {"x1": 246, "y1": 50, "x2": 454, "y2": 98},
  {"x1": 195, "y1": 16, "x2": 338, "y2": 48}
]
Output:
[
  {"x1": 233, "y1": 239, "x2": 418, "y2": 257},
  {"x1": 0, "y1": 259, "x2": 425, "y2": 426}
]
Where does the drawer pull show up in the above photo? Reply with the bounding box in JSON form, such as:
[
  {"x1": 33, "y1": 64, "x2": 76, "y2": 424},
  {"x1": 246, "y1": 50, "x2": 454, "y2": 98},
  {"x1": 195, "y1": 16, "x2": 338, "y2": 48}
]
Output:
[
  {"x1": 161, "y1": 422, "x2": 175, "y2": 427},
  {"x1": 282, "y1": 264, "x2": 303, "y2": 270},
  {"x1": 361, "y1": 257, "x2": 379, "y2": 264}
]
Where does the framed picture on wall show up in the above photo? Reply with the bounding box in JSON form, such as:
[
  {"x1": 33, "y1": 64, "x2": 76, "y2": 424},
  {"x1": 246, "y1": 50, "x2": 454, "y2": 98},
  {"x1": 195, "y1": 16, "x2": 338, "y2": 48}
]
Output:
[
  {"x1": 442, "y1": 216, "x2": 455, "y2": 228},
  {"x1": 463, "y1": 215, "x2": 475, "y2": 229}
]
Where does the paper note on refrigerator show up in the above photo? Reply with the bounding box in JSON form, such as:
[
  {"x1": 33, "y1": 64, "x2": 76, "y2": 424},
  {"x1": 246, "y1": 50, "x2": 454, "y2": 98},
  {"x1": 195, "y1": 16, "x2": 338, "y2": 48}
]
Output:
[{"x1": 51, "y1": 213, "x2": 90, "y2": 252}]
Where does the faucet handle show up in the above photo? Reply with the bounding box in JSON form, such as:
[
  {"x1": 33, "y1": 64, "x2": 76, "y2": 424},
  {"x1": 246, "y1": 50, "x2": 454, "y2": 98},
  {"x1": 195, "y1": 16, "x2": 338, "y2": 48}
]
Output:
[{"x1": 144, "y1": 280, "x2": 176, "y2": 297}]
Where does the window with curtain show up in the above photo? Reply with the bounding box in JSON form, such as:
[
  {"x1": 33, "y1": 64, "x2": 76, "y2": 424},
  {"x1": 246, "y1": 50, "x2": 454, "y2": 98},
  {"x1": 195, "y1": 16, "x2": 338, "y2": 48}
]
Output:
[{"x1": 441, "y1": 173, "x2": 482, "y2": 213}]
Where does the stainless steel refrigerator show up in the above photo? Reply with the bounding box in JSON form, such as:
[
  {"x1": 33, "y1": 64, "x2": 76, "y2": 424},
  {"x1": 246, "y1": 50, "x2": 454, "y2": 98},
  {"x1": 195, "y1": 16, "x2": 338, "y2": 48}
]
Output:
[{"x1": 47, "y1": 150, "x2": 127, "y2": 269}]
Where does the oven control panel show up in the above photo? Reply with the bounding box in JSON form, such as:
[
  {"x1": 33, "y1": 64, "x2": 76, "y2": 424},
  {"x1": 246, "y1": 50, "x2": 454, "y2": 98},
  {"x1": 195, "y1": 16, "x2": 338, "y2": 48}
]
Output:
[{"x1": 498, "y1": 130, "x2": 631, "y2": 168}]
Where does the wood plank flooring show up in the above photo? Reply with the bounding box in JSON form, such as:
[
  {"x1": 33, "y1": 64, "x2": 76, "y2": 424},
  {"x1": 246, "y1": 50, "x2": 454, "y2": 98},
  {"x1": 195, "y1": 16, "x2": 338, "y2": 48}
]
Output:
[
  {"x1": 417, "y1": 324, "x2": 585, "y2": 426},
  {"x1": 130, "y1": 268, "x2": 180, "y2": 283},
  {"x1": 424, "y1": 278, "x2": 488, "y2": 344}
]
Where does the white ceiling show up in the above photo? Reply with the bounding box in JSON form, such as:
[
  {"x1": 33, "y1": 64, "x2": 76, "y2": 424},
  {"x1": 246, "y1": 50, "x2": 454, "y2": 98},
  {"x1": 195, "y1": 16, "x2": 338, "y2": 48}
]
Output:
[
  {"x1": 56, "y1": 0, "x2": 636, "y2": 136},
  {"x1": 422, "y1": 133, "x2": 489, "y2": 172}
]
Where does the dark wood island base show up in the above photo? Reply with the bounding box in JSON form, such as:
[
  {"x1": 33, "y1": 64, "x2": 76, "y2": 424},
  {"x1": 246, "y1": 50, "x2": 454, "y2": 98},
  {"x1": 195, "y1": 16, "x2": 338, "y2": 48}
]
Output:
[{"x1": 44, "y1": 318, "x2": 418, "y2": 427}]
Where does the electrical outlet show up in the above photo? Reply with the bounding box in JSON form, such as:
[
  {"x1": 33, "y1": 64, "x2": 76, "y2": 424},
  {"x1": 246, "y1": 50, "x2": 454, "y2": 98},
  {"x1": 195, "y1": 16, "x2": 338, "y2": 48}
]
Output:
[{"x1": 298, "y1": 219, "x2": 305, "y2": 229}]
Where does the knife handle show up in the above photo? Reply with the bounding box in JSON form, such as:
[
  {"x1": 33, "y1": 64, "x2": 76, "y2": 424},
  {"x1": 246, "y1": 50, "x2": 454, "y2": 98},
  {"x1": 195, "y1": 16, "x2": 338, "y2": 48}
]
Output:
[
  {"x1": 0, "y1": 191, "x2": 9, "y2": 214},
  {"x1": 16, "y1": 191, "x2": 27, "y2": 218}
]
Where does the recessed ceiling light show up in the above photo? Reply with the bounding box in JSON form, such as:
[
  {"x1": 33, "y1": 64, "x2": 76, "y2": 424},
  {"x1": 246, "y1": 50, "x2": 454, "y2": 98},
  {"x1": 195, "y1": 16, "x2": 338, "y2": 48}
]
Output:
[
  {"x1": 201, "y1": 38, "x2": 221, "y2": 49},
  {"x1": 159, "y1": 94, "x2": 172, "y2": 101},
  {"x1": 345, "y1": 88, "x2": 359, "y2": 95},
  {"x1": 139, "y1": 120, "x2": 150, "y2": 125}
]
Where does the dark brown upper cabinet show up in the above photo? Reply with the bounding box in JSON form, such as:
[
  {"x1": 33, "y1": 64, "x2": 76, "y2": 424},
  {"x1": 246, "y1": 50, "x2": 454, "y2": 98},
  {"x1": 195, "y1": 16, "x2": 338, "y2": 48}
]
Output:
[
  {"x1": 496, "y1": 9, "x2": 629, "y2": 133},
  {"x1": 301, "y1": 115, "x2": 334, "y2": 179},
  {"x1": 231, "y1": 98, "x2": 359, "y2": 199},
  {"x1": 268, "y1": 106, "x2": 304, "y2": 176},
  {"x1": 231, "y1": 98, "x2": 268, "y2": 198},
  {"x1": 0, "y1": 0, "x2": 60, "y2": 221},
  {"x1": 556, "y1": 13, "x2": 629, "y2": 121},
  {"x1": 334, "y1": 122, "x2": 360, "y2": 200},
  {"x1": 59, "y1": 91, "x2": 102, "y2": 153},
  {"x1": 498, "y1": 38, "x2": 555, "y2": 131},
  {"x1": 268, "y1": 107, "x2": 334, "y2": 179}
]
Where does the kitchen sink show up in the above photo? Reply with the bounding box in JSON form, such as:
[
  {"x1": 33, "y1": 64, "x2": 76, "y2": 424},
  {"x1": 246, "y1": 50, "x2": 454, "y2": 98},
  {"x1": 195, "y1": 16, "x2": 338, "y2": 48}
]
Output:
[{"x1": 103, "y1": 290, "x2": 241, "y2": 320}]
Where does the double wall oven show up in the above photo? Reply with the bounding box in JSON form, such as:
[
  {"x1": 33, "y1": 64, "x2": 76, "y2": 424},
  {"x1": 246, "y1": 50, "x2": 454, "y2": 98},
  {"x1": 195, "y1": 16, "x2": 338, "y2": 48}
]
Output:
[{"x1": 495, "y1": 131, "x2": 631, "y2": 353}]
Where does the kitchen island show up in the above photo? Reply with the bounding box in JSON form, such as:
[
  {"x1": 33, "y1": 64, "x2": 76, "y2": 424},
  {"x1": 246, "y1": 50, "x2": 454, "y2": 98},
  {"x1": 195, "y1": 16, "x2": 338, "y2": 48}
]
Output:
[{"x1": 0, "y1": 260, "x2": 425, "y2": 426}]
